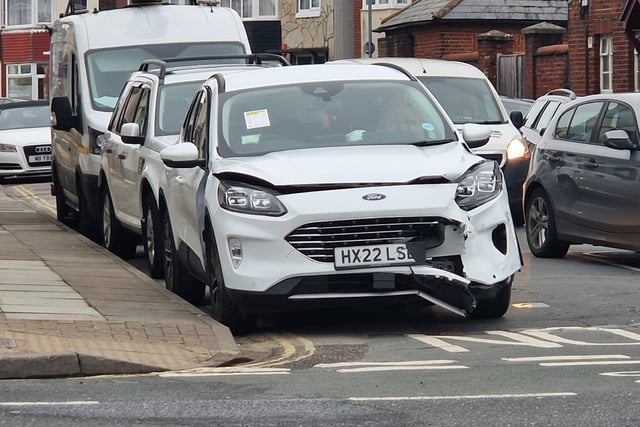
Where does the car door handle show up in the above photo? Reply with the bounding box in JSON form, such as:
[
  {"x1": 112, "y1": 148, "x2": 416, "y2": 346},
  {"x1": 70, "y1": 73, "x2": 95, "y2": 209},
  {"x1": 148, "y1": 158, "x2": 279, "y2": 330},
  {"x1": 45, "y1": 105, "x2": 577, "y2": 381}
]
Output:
[
  {"x1": 175, "y1": 176, "x2": 185, "y2": 185},
  {"x1": 104, "y1": 148, "x2": 114, "y2": 154},
  {"x1": 118, "y1": 153, "x2": 127, "y2": 160},
  {"x1": 583, "y1": 159, "x2": 599, "y2": 168}
]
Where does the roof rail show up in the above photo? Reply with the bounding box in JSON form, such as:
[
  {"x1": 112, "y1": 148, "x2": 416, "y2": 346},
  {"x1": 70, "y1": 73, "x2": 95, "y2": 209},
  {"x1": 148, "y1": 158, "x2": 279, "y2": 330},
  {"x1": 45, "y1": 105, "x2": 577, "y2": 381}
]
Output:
[
  {"x1": 370, "y1": 62, "x2": 418, "y2": 82},
  {"x1": 138, "y1": 53, "x2": 291, "y2": 82},
  {"x1": 544, "y1": 88, "x2": 577, "y2": 100}
]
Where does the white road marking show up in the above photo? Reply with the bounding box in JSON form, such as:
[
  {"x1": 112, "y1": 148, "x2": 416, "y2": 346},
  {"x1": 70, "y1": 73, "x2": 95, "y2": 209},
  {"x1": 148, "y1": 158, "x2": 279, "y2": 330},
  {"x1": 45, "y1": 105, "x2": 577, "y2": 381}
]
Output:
[
  {"x1": 0, "y1": 401, "x2": 99, "y2": 406},
  {"x1": 159, "y1": 367, "x2": 291, "y2": 377},
  {"x1": 349, "y1": 392, "x2": 577, "y2": 401},
  {"x1": 512, "y1": 302, "x2": 550, "y2": 308},
  {"x1": 315, "y1": 360, "x2": 457, "y2": 368},
  {"x1": 503, "y1": 354, "x2": 631, "y2": 362},
  {"x1": 540, "y1": 360, "x2": 640, "y2": 367},
  {"x1": 315, "y1": 360, "x2": 467, "y2": 373},
  {"x1": 407, "y1": 334, "x2": 469, "y2": 353}
]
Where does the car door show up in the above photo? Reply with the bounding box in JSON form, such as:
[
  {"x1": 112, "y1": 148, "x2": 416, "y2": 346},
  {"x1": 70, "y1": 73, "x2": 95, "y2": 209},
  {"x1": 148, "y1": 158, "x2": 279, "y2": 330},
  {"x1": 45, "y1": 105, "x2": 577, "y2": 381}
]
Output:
[
  {"x1": 165, "y1": 88, "x2": 210, "y2": 261},
  {"x1": 542, "y1": 101, "x2": 605, "y2": 235},
  {"x1": 584, "y1": 101, "x2": 640, "y2": 244},
  {"x1": 105, "y1": 83, "x2": 150, "y2": 227}
]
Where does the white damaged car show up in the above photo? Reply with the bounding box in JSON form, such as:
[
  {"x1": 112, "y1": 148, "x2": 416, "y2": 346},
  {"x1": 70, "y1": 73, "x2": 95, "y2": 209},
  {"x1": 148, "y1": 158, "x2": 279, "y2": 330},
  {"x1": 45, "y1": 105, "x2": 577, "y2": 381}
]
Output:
[{"x1": 159, "y1": 63, "x2": 522, "y2": 333}]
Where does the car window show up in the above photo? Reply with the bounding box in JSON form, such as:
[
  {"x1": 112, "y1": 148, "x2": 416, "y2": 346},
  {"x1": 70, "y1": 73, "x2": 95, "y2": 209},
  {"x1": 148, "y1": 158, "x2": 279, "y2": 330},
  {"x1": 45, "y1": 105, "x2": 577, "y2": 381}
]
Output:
[
  {"x1": 524, "y1": 100, "x2": 547, "y2": 128},
  {"x1": 597, "y1": 101, "x2": 639, "y2": 146},
  {"x1": 419, "y1": 76, "x2": 504, "y2": 124},
  {"x1": 534, "y1": 100, "x2": 562, "y2": 133},
  {"x1": 0, "y1": 104, "x2": 49, "y2": 130},
  {"x1": 218, "y1": 81, "x2": 457, "y2": 157},
  {"x1": 192, "y1": 89, "x2": 209, "y2": 160},
  {"x1": 156, "y1": 81, "x2": 205, "y2": 136},
  {"x1": 555, "y1": 101, "x2": 603, "y2": 143}
]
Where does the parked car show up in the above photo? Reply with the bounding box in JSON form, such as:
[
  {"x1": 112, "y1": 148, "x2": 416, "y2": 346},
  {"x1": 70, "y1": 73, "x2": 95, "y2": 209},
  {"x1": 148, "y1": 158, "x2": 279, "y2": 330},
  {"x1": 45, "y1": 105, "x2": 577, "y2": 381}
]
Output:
[
  {"x1": 523, "y1": 92, "x2": 640, "y2": 258},
  {"x1": 0, "y1": 97, "x2": 25, "y2": 105},
  {"x1": 519, "y1": 88, "x2": 577, "y2": 152},
  {"x1": 99, "y1": 54, "x2": 290, "y2": 279},
  {"x1": 333, "y1": 58, "x2": 529, "y2": 224},
  {"x1": 159, "y1": 62, "x2": 522, "y2": 333},
  {"x1": 0, "y1": 100, "x2": 51, "y2": 183},
  {"x1": 500, "y1": 96, "x2": 533, "y2": 116}
]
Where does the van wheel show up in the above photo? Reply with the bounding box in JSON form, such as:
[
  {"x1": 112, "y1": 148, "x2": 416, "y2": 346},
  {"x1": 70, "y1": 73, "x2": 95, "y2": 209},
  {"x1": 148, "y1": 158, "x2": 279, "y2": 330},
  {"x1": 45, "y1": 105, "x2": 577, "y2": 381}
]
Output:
[
  {"x1": 52, "y1": 167, "x2": 70, "y2": 223},
  {"x1": 101, "y1": 186, "x2": 137, "y2": 259},
  {"x1": 77, "y1": 180, "x2": 99, "y2": 241},
  {"x1": 161, "y1": 211, "x2": 205, "y2": 305},
  {"x1": 142, "y1": 195, "x2": 164, "y2": 279},
  {"x1": 525, "y1": 189, "x2": 570, "y2": 258},
  {"x1": 205, "y1": 227, "x2": 257, "y2": 335},
  {"x1": 469, "y1": 276, "x2": 513, "y2": 319}
]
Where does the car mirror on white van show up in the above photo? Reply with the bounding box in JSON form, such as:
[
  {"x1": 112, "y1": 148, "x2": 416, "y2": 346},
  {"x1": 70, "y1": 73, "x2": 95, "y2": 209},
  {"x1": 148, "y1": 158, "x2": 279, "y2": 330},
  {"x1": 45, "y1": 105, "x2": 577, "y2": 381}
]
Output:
[
  {"x1": 160, "y1": 142, "x2": 206, "y2": 168},
  {"x1": 461, "y1": 123, "x2": 491, "y2": 148},
  {"x1": 51, "y1": 96, "x2": 78, "y2": 131},
  {"x1": 510, "y1": 111, "x2": 525, "y2": 129},
  {"x1": 121, "y1": 122, "x2": 144, "y2": 145}
]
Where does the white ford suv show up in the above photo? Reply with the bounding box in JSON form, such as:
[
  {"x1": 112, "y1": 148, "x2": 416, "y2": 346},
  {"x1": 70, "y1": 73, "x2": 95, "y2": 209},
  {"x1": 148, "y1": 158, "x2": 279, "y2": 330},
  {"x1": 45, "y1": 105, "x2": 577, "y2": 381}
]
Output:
[
  {"x1": 99, "y1": 55, "x2": 288, "y2": 281},
  {"x1": 159, "y1": 63, "x2": 522, "y2": 334}
]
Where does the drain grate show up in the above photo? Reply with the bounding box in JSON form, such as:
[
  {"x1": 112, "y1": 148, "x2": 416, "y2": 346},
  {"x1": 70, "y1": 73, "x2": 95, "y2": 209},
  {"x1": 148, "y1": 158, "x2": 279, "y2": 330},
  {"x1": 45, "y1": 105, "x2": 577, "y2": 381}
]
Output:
[{"x1": 0, "y1": 338, "x2": 16, "y2": 349}]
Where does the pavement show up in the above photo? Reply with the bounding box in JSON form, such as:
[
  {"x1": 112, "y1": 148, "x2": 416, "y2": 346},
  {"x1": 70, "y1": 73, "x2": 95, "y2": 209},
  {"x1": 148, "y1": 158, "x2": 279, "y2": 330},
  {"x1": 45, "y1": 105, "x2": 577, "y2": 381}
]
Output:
[{"x1": 0, "y1": 183, "x2": 243, "y2": 380}]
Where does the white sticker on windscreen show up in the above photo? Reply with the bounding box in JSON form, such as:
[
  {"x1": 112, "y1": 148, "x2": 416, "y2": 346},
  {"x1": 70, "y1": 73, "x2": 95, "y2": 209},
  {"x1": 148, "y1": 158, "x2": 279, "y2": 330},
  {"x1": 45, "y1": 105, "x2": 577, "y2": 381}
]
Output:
[{"x1": 244, "y1": 109, "x2": 271, "y2": 129}]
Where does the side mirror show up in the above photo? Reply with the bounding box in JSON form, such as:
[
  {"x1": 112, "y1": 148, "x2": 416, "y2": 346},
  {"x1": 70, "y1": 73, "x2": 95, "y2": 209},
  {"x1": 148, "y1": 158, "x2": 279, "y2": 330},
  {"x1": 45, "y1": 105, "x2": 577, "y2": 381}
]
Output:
[
  {"x1": 121, "y1": 122, "x2": 144, "y2": 145},
  {"x1": 51, "y1": 96, "x2": 77, "y2": 131},
  {"x1": 603, "y1": 129, "x2": 635, "y2": 150},
  {"x1": 160, "y1": 142, "x2": 206, "y2": 168},
  {"x1": 461, "y1": 123, "x2": 491, "y2": 148},
  {"x1": 510, "y1": 110, "x2": 524, "y2": 129}
]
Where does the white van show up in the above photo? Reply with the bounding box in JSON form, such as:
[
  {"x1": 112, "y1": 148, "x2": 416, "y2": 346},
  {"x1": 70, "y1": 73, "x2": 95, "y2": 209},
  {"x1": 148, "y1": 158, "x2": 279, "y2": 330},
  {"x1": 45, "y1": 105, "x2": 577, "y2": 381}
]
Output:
[
  {"x1": 333, "y1": 57, "x2": 528, "y2": 224},
  {"x1": 49, "y1": 1, "x2": 252, "y2": 236}
]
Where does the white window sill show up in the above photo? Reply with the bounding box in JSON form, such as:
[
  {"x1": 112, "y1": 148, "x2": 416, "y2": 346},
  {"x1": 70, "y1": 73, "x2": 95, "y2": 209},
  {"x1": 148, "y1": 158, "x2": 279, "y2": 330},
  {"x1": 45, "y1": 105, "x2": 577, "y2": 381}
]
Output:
[{"x1": 296, "y1": 9, "x2": 321, "y2": 19}]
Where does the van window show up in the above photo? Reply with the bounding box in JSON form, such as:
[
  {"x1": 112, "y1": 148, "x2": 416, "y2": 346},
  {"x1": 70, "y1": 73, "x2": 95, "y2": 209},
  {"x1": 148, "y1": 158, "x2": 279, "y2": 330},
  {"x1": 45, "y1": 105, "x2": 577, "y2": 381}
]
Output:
[
  {"x1": 418, "y1": 76, "x2": 504, "y2": 125},
  {"x1": 85, "y1": 42, "x2": 247, "y2": 111}
]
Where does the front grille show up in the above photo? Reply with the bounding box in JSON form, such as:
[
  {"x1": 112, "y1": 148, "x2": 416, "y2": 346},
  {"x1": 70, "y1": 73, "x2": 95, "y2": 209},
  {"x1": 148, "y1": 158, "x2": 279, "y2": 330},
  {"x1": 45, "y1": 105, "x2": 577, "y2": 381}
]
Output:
[
  {"x1": 23, "y1": 145, "x2": 52, "y2": 167},
  {"x1": 478, "y1": 153, "x2": 504, "y2": 167},
  {"x1": 0, "y1": 163, "x2": 21, "y2": 170},
  {"x1": 286, "y1": 216, "x2": 448, "y2": 263}
]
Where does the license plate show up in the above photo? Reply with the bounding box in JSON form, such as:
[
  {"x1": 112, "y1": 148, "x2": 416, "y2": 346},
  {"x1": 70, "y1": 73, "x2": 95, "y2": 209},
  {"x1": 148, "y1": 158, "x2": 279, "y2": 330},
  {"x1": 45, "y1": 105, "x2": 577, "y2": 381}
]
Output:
[
  {"x1": 334, "y1": 243, "x2": 417, "y2": 269},
  {"x1": 29, "y1": 154, "x2": 51, "y2": 163}
]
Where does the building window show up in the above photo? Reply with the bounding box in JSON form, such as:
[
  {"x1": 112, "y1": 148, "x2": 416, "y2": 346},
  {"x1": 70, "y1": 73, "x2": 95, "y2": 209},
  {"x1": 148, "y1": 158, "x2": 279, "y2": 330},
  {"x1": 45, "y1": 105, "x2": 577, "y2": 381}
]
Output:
[
  {"x1": 6, "y1": 63, "x2": 47, "y2": 100},
  {"x1": 219, "y1": 0, "x2": 278, "y2": 19},
  {"x1": 361, "y1": 0, "x2": 409, "y2": 8},
  {"x1": 600, "y1": 36, "x2": 613, "y2": 93},
  {"x1": 4, "y1": 0, "x2": 52, "y2": 26}
]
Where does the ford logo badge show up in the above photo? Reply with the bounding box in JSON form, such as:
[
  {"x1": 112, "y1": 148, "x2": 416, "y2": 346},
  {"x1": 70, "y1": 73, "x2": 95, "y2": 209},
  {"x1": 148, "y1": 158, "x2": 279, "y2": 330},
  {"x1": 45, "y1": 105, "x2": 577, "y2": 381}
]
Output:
[{"x1": 362, "y1": 193, "x2": 386, "y2": 201}]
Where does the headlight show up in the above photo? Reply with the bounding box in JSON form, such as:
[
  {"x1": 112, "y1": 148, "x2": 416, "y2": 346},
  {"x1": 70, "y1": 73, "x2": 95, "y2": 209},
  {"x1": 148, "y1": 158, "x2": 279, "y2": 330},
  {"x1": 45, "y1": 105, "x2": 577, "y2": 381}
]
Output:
[
  {"x1": 455, "y1": 161, "x2": 502, "y2": 211},
  {"x1": 218, "y1": 180, "x2": 287, "y2": 216},
  {"x1": 506, "y1": 136, "x2": 528, "y2": 160},
  {"x1": 0, "y1": 143, "x2": 17, "y2": 152}
]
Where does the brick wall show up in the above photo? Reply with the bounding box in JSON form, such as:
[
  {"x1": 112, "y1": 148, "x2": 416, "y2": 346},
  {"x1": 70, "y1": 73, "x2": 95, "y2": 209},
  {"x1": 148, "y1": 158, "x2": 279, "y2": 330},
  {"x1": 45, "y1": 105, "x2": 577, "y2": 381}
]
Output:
[
  {"x1": 533, "y1": 45, "x2": 569, "y2": 97},
  {"x1": 567, "y1": 0, "x2": 633, "y2": 95}
]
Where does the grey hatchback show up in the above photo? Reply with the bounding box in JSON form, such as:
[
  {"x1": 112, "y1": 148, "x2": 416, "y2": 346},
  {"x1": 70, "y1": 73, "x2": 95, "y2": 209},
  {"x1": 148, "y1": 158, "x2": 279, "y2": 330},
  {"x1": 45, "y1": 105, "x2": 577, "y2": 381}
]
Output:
[{"x1": 523, "y1": 93, "x2": 640, "y2": 257}]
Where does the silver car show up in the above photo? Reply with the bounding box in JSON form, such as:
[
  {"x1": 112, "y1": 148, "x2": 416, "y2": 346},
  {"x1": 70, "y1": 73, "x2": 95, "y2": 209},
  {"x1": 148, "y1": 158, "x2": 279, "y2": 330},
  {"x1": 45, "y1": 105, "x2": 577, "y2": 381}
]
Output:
[{"x1": 523, "y1": 93, "x2": 640, "y2": 257}]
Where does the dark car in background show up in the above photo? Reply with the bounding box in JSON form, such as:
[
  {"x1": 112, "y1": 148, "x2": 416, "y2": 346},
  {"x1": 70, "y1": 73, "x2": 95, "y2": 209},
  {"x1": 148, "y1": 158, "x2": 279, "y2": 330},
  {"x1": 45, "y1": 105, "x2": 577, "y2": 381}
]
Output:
[{"x1": 523, "y1": 92, "x2": 640, "y2": 258}]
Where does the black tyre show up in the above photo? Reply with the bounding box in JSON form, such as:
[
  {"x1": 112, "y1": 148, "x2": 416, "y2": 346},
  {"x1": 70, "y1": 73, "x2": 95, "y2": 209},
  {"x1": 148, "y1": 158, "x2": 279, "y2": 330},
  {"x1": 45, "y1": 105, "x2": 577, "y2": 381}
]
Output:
[
  {"x1": 52, "y1": 167, "x2": 71, "y2": 223},
  {"x1": 206, "y1": 228, "x2": 257, "y2": 335},
  {"x1": 525, "y1": 188, "x2": 570, "y2": 258},
  {"x1": 100, "y1": 186, "x2": 138, "y2": 259},
  {"x1": 77, "y1": 179, "x2": 100, "y2": 241},
  {"x1": 161, "y1": 211, "x2": 205, "y2": 305},
  {"x1": 469, "y1": 276, "x2": 513, "y2": 319},
  {"x1": 142, "y1": 194, "x2": 164, "y2": 279}
]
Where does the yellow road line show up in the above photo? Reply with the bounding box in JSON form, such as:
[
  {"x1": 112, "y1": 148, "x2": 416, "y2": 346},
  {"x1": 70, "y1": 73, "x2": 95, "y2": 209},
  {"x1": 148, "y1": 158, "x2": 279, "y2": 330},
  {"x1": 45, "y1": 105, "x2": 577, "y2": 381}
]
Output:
[
  {"x1": 14, "y1": 185, "x2": 57, "y2": 216},
  {"x1": 241, "y1": 333, "x2": 316, "y2": 368}
]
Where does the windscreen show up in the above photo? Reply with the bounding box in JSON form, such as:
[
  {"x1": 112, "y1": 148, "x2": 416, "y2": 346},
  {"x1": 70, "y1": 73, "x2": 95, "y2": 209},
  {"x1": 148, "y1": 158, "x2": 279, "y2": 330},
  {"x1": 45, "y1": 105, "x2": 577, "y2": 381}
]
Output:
[
  {"x1": 219, "y1": 80, "x2": 457, "y2": 157},
  {"x1": 86, "y1": 42, "x2": 247, "y2": 111},
  {"x1": 418, "y1": 76, "x2": 505, "y2": 125},
  {"x1": 0, "y1": 104, "x2": 50, "y2": 130}
]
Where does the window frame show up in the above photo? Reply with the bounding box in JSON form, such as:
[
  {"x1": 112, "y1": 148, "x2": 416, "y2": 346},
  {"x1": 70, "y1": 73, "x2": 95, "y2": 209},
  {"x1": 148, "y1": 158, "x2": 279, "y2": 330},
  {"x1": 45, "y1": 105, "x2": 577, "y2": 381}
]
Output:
[
  {"x1": 361, "y1": 0, "x2": 409, "y2": 8},
  {"x1": 599, "y1": 35, "x2": 613, "y2": 94},
  {"x1": 5, "y1": 62, "x2": 47, "y2": 100},
  {"x1": 219, "y1": 0, "x2": 278, "y2": 19},
  {"x1": 3, "y1": 0, "x2": 53, "y2": 26}
]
